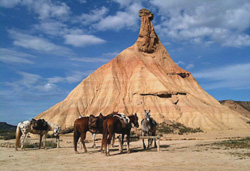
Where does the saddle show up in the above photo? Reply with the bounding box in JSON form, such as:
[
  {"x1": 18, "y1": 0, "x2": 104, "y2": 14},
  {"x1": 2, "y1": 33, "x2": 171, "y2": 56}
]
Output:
[
  {"x1": 88, "y1": 114, "x2": 103, "y2": 133},
  {"x1": 31, "y1": 118, "x2": 49, "y2": 131},
  {"x1": 113, "y1": 113, "x2": 130, "y2": 128}
]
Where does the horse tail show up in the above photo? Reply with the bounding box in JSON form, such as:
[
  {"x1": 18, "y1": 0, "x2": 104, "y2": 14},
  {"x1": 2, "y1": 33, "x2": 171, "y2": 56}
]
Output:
[{"x1": 15, "y1": 124, "x2": 22, "y2": 150}]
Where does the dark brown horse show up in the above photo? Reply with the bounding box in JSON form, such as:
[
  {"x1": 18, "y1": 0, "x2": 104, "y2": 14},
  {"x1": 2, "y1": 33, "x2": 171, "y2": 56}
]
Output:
[
  {"x1": 73, "y1": 113, "x2": 117, "y2": 153},
  {"x1": 102, "y1": 113, "x2": 139, "y2": 156}
]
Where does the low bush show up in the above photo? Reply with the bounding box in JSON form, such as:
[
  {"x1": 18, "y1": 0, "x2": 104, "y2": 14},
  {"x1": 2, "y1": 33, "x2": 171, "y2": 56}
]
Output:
[{"x1": 157, "y1": 121, "x2": 203, "y2": 135}]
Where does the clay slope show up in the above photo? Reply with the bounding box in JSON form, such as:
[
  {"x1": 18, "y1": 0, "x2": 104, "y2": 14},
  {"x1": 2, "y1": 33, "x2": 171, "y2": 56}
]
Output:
[{"x1": 36, "y1": 9, "x2": 250, "y2": 130}]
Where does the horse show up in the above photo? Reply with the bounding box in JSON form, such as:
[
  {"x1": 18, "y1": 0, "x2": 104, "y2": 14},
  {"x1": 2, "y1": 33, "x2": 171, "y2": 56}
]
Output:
[
  {"x1": 15, "y1": 119, "x2": 61, "y2": 150},
  {"x1": 73, "y1": 113, "x2": 116, "y2": 153},
  {"x1": 141, "y1": 110, "x2": 157, "y2": 149},
  {"x1": 102, "y1": 113, "x2": 139, "y2": 156}
]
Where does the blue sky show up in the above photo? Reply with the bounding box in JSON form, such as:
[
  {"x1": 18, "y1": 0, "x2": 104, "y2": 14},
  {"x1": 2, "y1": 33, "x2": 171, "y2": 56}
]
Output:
[{"x1": 1, "y1": 0, "x2": 250, "y2": 125}]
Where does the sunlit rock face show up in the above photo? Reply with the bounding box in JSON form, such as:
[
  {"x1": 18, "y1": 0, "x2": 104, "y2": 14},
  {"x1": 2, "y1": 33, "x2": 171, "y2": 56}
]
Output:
[{"x1": 36, "y1": 9, "x2": 250, "y2": 130}]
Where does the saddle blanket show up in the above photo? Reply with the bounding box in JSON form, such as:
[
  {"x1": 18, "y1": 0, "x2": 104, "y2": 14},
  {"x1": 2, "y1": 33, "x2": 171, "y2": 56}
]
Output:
[{"x1": 113, "y1": 113, "x2": 130, "y2": 128}]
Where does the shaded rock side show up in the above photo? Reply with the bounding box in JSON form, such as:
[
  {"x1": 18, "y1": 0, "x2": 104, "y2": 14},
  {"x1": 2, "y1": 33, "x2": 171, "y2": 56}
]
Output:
[{"x1": 36, "y1": 9, "x2": 250, "y2": 130}]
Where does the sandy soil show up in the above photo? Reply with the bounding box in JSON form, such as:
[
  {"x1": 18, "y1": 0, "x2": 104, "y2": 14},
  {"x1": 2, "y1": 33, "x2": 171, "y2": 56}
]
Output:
[{"x1": 0, "y1": 131, "x2": 249, "y2": 171}]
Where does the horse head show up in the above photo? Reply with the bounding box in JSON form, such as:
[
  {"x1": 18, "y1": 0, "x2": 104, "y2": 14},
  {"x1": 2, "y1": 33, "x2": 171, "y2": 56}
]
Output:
[
  {"x1": 129, "y1": 113, "x2": 139, "y2": 128},
  {"x1": 98, "y1": 113, "x2": 104, "y2": 119},
  {"x1": 53, "y1": 126, "x2": 61, "y2": 137},
  {"x1": 144, "y1": 110, "x2": 151, "y2": 121}
]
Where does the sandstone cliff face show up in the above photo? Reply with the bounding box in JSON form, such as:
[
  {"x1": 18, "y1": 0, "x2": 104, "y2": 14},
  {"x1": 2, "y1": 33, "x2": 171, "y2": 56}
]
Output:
[{"x1": 36, "y1": 9, "x2": 250, "y2": 130}]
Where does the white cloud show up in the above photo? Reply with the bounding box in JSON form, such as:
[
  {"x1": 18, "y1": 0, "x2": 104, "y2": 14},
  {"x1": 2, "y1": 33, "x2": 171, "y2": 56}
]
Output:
[
  {"x1": 102, "y1": 51, "x2": 120, "y2": 58},
  {"x1": 0, "y1": 48, "x2": 35, "y2": 64},
  {"x1": 193, "y1": 63, "x2": 250, "y2": 89},
  {"x1": 33, "y1": 20, "x2": 68, "y2": 36},
  {"x1": 112, "y1": 0, "x2": 134, "y2": 7},
  {"x1": 176, "y1": 60, "x2": 185, "y2": 66},
  {"x1": 14, "y1": 71, "x2": 42, "y2": 90},
  {"x1": 4, "y1": 70, "x2": 90, "y2": 93},
  {"x1": 186, "y1": 64, "x2": 194, "y2": 70},
  {"x1": 77, "y1": 6, "x2": 109, "y2": 25},
  {"x1": 0, "y1": 0, "x2": 20, "y2": 8},
  {"x1": 77, "y1": 0, "x2": 87, "y2": 4},
  {"x1": 151, "y1": 0, "x2": 250, "y2": 47},
  {"x1": 94, "y1": 3, "x2": 142, "y2": 31},
  {"x1": 64, "y1": 34, "x2": 106, "y2": 47},
  {"x1": 71, "y1": 57, "x2": 110, "y2": 63},
  {"x1": 8, "y1": 30, "x2": 71, "y2": 55},
  {"x1": 47, "y1": 71, "x2": 92, "y2": 84},
  {"x1": 0, "y1": 0, "x2": 70, "y2": 20}
]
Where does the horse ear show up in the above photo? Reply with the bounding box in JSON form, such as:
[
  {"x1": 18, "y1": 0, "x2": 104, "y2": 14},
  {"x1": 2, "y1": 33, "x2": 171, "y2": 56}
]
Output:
[
  {"x1": 144, "y1": 110, "x2": 146, "y2": 113},
  {"x1": 149, "y1": 110, "x2": 151, "y2": 113},
  {"x1": 135, "y1": 113, "x2": 137, "y2": 116}
]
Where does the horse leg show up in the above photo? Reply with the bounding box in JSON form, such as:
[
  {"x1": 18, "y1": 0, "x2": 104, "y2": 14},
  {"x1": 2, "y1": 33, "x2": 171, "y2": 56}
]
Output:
[
  {"x1": 120, "y1": 134, "x2": 125, "y2": 153},
  {"x1": 111, "y1": 133, "x2": 115, "y2": 147},
  {"x1": 148, "y1": 138, "x2": 153, "y2": 149},
  {"x1": 91, "y1": 133, "x2": 96, "y2": 148},
  {"x1": 106, "y1": 131, "x2": 113, "y2": 156},
  {"x1": 142, "y1": 132, "x2": 146, "y2": 149},
  {"x1": 73, "y1": 129, "x2": 81, "y2": 153},
  {"x1": 126, "y1": 133, "x2": 130, "y2": 154},
  {"x1": 20, "y1": 133, "x2": 27, "y2": 150},
  {"x1": 153, "y1": 131, "x2": 157, "y2": 148},
  {"x1": 39, "y1": 134, "x2": 42, "y2": 149},
  {"x1": 43, "y1": 133, "x2": 47, "y2": 149},
  {"x1": 81, "y1": 133, "x2": 87, "y2": 153}
]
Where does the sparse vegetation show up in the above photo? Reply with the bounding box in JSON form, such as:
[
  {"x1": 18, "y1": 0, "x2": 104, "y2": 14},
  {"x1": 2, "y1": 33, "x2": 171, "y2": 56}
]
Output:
[
  {"x1": 0, "y1": 130, "x2": 16, "y2": 140},
  {"x1": 46, "y1": 133, "x2": 57, "y2": 138},
  {"x1": 213, "y1": 137, "x2": 250, "y2": 149},
  {"x1": 24, "y1": 140, "x2": 57, "y2": 148},
  {"x1": 157, "y1": 121, "x2": 203, "y2": 135}
]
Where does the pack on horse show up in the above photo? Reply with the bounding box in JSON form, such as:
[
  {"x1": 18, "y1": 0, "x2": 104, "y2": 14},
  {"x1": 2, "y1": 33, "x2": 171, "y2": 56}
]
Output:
[
  {"x1": 15, "y1": 118, "x2": 61, "y2": 150},
  {"x1": 102, "y1": 113, "x2": 139, "y2": 156},
  {"x1": 73, "y1": 113, "x2": 116, "y2": 153},
  {"x1": 141, "y1": 110, "x2": 157, "y2": 149}
]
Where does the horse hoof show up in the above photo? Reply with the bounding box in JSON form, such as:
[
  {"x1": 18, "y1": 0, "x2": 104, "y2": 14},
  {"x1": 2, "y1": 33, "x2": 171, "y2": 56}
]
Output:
[{"x1": 75, "y1": 151, "x2": 79, "y2": 154}]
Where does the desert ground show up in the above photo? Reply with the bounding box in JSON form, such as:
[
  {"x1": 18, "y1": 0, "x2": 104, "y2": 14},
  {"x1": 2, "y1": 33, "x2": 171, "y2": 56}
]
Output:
[{"x1": 0, "y1": 131, "x2": 249, "y2": 171}]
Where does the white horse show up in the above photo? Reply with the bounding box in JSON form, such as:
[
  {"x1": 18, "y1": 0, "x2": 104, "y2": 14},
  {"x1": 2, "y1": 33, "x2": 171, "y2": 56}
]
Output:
[
  {"x1": 141, "y1": 110, "x2": 157, "y2": 149},
  {"x1": 15, "y1": 120, "x2": 61, "y2": 150}
]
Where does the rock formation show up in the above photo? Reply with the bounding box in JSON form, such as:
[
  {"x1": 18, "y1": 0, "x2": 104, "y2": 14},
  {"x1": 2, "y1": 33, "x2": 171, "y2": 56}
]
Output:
[
  {"x1": 220, "y1": 100, "x2": 250, "y2": 119},
  {"x1": 36, "y1": 9, "x2": 250, "y2": 130}
]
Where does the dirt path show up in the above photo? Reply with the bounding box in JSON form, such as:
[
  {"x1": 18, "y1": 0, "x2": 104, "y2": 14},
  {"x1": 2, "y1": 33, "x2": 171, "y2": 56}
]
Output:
[{"x1": 0, "y1": 134, "x2": 249, "y2": 171}]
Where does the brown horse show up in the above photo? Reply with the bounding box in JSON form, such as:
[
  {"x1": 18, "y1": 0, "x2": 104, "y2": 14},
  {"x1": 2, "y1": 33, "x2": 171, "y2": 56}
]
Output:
[
  {"x1": 102, "y1": 113, "x2": 139, "y2": 156},
  {"x1": 73, "y1": 113, "x2": 116, "y2": 153}
]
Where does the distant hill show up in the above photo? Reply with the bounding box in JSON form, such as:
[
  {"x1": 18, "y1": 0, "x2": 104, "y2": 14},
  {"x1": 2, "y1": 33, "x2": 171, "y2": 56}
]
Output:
[
  {"x1": 219, "y1": 100, "x2": 250, "y2": 119},
  {"x1": 0, "y1": 122, "x2": 16, "y2": 131},
  {"x1": 0, "y1": 122, "x2": 17, "y2": 140}
]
